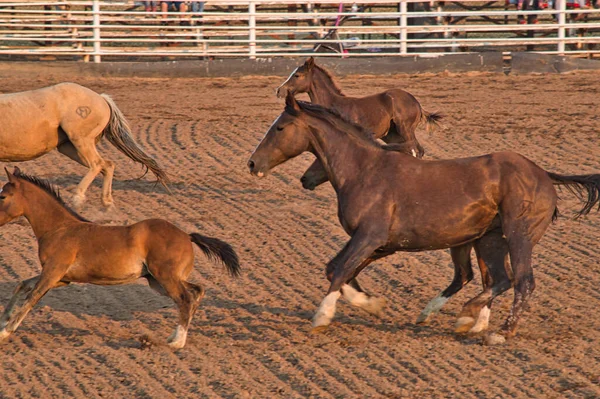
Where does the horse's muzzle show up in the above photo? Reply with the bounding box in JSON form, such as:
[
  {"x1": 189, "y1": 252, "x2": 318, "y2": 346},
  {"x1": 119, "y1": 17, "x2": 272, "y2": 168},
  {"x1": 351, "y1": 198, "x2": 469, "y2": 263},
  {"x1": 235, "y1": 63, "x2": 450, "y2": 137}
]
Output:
[
  {"x1": 276, "y1": 86, "x2": 287, "y2": 99},
  {"x1": 300, "y1": 176, "x2": 316, "y2": 191}
]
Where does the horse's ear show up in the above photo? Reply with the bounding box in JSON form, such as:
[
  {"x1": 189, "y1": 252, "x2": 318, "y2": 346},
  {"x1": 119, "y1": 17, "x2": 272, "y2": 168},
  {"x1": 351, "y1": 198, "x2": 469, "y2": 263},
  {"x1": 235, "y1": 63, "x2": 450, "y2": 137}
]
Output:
[
  {"x1": 12, "y1": 166, "x2": 21, "y2": 177},
  {"x1": 305, "y1": 57, "x2": 315, "y2": 70},
  {"x1": 5, "y1": 167, "x2": 14, "y2": 182},
  {"x1": 285, "y1": 90, "x2": 301, "y2": 114}
]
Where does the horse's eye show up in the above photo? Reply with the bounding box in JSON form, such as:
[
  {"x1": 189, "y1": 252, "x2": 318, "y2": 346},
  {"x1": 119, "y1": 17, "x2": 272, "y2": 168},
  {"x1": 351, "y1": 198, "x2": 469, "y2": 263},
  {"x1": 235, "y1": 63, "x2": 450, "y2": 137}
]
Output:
[
  {"x1": 294, "y1": 74, "x2": 300, "y2": 78},
  {"x1": 276, "y1": 126, "x2": 284, "y2": 131},
  {"x1": 0, "y1": 196, "x2": 5, "y2": 200}
]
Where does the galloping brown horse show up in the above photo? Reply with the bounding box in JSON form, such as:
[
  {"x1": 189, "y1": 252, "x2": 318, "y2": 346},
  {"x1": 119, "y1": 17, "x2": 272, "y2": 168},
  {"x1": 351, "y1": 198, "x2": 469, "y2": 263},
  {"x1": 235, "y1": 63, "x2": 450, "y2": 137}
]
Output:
[
  {"x1": 248, "y1": 93, "x2": 600, "y2": 344},
  {"x1": 0, "y1": 167, "x2": 239, "y2": 348},
  {"x1": 0, "y1": 82, "x2": 169, "y2": 206},
  {"x1": 276, "y1": 57, "x2": 442, "y2": 190}
]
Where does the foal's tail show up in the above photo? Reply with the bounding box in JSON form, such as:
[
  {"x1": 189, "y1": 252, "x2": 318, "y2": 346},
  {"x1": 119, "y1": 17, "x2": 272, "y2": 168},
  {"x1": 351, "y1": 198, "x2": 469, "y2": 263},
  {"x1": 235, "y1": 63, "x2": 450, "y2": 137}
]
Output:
[
  {"x1": 100, "y1": 94, "x2": 171, "y2": 189},
  {"x1": 420, "y1": 109, "x2": 443, "y2": 134},
  {"x1": 548, "y1": 172, "x2": 600, "y2": 217},
  {"x1": 190, "y1": 233, "x2": 241, "y2": 278}
]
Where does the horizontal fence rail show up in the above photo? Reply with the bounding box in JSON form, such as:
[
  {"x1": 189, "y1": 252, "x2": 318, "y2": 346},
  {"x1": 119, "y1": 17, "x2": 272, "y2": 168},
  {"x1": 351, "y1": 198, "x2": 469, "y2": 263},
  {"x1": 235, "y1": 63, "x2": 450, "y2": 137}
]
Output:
[{"x1": 0, "y1": 1, "x2": 599, "y2": 61}]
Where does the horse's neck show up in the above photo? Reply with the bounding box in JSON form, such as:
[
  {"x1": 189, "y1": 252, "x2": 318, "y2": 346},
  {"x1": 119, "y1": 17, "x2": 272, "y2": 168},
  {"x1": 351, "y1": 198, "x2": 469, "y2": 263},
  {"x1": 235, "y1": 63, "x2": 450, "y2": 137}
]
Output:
[
  {"x1": 307, "y1": 117, "x2": 376, "y2": 192},
  {"x1": 22, "y1": 186, "x2": 81, "y2": 239},
  {"x1": 309, "y1": 69, "x2": 344, "y2": 107}
]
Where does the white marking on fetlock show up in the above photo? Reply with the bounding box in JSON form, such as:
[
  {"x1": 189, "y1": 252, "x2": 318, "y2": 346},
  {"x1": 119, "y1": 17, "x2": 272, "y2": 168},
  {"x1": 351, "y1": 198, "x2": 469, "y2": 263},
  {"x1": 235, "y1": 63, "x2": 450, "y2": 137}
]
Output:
[
  {"x1": 0, "y1": 329, "x2": 10, "y2": 341},
  {"x1": 341, "y1": 285, "x2": 387, "y2": 316},
  {"x1": 411, "y1": 149, "x2": 417, "y2": 158},
  {"x1": 312, "y1": 291, "x2": 341, "y2": 328},
  {"x1": 469, "y1": 306, "x2": 491, "y2": 334},
  {"x1": 167, "y1": 325, "x2": 188, "y2": 349},
  {"x1": 455, "y1": 316, "x2": 475, "y2": 332},
  {"x1": 416, "y1": 294, "x2": 448, "y2": 324},
  {"x1": 483, "y1": 333, "x2": 506, "y2": 346}
]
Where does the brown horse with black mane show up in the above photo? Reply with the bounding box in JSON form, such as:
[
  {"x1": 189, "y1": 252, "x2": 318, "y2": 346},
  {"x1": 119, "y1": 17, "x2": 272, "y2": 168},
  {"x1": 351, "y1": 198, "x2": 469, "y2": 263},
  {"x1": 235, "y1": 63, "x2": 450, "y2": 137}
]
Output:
[
  {"x1": 248, "y1": 92, "x2": 600, "y2": 344},
  {"x1": 276, "y1": 57, "x2": 442, "y2": 190},
  {"x1": 0, "y1": 167, "x2": 239, "y2": 349},
  {"x1": 0, "y1": 82, "x2": 169, "y2": 207}
]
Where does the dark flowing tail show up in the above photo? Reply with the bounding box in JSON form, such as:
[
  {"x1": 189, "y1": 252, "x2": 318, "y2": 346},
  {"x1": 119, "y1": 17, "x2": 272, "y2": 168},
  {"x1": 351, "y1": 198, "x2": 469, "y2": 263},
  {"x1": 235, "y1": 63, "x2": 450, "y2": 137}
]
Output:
[
  {"x1": 421, "y1": 109, "x2": 443, "y2": 134},
  {"x1": 190, "y1": 233, "x2": 241, "y2": 277},
  {"x1": 548, "y1": 172, "x2": 600, "y2": 217},
  {"x1": 101, "y1": 94, "x2": 171, "y2": 189}
]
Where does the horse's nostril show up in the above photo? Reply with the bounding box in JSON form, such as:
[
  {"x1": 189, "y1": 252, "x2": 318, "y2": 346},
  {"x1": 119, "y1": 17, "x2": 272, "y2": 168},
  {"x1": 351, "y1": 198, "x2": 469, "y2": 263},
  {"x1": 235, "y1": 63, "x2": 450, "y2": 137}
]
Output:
[{"x1": 247, "y1": 160, "x2": 255, "y2": 171}]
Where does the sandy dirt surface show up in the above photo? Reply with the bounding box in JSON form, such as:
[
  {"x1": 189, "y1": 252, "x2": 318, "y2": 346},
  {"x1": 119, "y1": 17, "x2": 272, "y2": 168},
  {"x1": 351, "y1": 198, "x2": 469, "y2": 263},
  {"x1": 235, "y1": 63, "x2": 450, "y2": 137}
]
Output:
[{"x1": 0, "y1": 68, "x2": 599, "y2": 399}]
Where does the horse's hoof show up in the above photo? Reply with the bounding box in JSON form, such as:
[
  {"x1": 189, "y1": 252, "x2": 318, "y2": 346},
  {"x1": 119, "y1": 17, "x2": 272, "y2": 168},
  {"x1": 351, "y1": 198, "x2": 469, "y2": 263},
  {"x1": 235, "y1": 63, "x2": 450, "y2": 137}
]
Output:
[
  {"x1": 363, "y1": 297, "x2": 387, "y2": 317},
  {"x1": 416, "y1": 313, "x2": 430, "y2": 325},
  {"x1": 167, "y1": 340, "x2": 186, "y2": 349},
  {"x1": 0, "y1": 329, "x2": 10, "y2": 341},
  {"x1": 71, "y1": 194, "x2": 85, "y2": 207},
  {"x1": 310, "y1": 325, "x2": 329, "y2": 335},
  {"x1": 483, "y1": 333, "x2": 507, "y2": 346},
  {"x1": 454, "y1": 316, "x2": 475, "y2": 333}
]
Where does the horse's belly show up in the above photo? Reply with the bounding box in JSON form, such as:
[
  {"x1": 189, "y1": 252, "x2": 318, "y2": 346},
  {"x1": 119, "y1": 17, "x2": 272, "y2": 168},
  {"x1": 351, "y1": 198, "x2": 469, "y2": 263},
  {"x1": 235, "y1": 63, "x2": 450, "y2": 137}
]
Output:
[
  {"x1": 63, "y1": 257, "x2": 145, "y2": 285},
  {"x1": 0, "y1": 124, "x2": 60, "y2": 161}
]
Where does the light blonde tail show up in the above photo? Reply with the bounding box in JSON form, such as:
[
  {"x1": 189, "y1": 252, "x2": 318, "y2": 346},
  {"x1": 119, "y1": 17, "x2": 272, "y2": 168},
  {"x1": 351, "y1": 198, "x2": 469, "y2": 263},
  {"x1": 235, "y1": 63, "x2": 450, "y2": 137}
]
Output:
[{"x1": 101, "y1": 94, "x2": 170, "y2": 189}]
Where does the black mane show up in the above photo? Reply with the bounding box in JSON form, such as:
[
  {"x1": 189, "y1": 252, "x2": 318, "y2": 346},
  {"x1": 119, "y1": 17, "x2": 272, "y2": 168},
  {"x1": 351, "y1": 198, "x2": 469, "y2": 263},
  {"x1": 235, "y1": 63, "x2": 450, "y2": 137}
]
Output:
[
  {"x1": 14, "y1": 170, "x2": 90, "y2": 222},
  {"x1": 287, "y1": 100, "x2": 382, "y2": 150}
]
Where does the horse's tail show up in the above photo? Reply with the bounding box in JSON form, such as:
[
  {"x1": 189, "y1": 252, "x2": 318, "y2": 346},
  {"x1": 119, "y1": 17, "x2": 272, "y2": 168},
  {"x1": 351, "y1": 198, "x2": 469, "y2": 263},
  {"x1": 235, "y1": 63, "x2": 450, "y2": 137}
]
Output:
[
  {"x1": 100, "y1": 94, "x2": 170, "y2": 189},
  {"x1": 421, "y1": 109, "x2": 443, "y2": 134},
  {"x1": 548, "y1": 172, "x2": 600, "y2": 217},
  {"x1": 190, "y1": 233, "x2": 241, "y2": 278}
]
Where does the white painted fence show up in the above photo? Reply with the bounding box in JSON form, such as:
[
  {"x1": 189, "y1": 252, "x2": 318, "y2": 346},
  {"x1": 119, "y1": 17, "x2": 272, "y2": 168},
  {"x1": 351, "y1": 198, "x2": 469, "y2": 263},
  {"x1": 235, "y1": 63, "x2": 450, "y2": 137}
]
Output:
[{"x1": 0, "y1": 1, "x2": 599, "y2": 62}]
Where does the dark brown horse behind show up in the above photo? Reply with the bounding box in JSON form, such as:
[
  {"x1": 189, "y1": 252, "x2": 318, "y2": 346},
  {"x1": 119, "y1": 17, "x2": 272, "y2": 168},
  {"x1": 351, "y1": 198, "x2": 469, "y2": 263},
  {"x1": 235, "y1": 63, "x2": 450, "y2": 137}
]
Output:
[
  {"x1": 276, "y1": 57, "x2": 442, "y2": 190},
  {"x1": 248, "y1": 92, "x2": 600, "y2": 344}
]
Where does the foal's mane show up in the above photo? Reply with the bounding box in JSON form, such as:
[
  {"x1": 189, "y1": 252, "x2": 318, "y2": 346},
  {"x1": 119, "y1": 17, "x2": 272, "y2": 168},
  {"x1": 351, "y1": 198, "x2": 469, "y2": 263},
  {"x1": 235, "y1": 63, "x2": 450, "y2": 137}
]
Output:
[
  {"x1": 289, "y1": 100, "x2": 382, "y2": 150},
  {"x1": 14, "y1": 170, "x2": 89, "y2": 222},
  {"x1": 312, "y1": 64, "x2": 345, "y2": 96}
]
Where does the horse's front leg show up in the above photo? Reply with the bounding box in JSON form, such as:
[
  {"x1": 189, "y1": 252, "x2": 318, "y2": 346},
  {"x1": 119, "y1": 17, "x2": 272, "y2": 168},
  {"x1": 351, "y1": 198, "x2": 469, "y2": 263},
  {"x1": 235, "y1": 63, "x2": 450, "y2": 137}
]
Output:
[
  {"x1": 300, "y1": 159, "x2": 329, "y2": 190},
  {"x1": 313, "y1": 229, "x2": 387, "y2": 331},
  {"x1": 0, "y1": 267, "x2": 69, "y2": 341},
  {"x1": 0, "y1": 276, "x2": 40, "y2": 329}
]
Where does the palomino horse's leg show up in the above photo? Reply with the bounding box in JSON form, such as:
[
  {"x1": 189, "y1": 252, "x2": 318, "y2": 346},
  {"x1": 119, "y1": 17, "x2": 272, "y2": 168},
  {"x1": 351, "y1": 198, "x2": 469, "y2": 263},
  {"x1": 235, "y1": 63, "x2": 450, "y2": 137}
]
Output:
[
  {"x1": 0, "y1": 270, "x2": 68, "y2": 341},
  {"x1": 59, "y1": 138, "x2": 115, "y2": 207},
  {"x1": 455, "y1": 231, "x2": 511, "y2": 334},
  {"x1": 417, "y1": 243, "x2": 474, "y2": 324},
  {"x1": 58, "y1": 142, "x2": 115, "y2": 206},
  {"x1": 313, "y1": 230, "x2": 387, "y2": 330}
]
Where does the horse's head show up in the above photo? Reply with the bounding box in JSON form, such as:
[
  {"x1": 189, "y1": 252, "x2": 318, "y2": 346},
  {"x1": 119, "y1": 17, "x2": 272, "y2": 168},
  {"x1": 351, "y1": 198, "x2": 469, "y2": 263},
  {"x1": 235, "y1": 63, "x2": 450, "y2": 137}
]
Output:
[
  {"x1": 276, "y1": 57, "x2": 315, "y2": 98},
  {"x1": 248, "y1": 92, "x2": 311, "y2": 178},
  {"x1": 0, "y1": 167, "x2": 25, "y2": 226}
]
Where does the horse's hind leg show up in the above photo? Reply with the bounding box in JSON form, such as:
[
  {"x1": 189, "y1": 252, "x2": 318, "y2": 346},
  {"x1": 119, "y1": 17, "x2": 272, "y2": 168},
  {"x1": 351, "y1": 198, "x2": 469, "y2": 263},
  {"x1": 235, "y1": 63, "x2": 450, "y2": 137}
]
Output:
[
  {"x1": 455, "y1": 229, "x2": 512, "y2": 334},
  {"x1": 417, "y1": 243, "x2": 473, "y2": 324},
  {"x1": 59, "y1": 137, "x2": 115, "y2": 207}
]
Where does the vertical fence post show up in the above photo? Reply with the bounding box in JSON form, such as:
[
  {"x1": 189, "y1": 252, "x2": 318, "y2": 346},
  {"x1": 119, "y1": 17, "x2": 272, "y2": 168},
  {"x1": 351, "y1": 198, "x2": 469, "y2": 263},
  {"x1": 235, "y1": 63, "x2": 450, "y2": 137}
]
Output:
[
  {"x1": 249, "y1": 1, "x2": 256, "y2": 59},
  {"x1": 400, "y1": 1, "x2": 408, "y2": 54},
  {"x1": 93, "y1": 0, "x2": 101, "y2": 63},
  {"x1": 557, "y1": 0, "x2": 566, "y2": 54}
]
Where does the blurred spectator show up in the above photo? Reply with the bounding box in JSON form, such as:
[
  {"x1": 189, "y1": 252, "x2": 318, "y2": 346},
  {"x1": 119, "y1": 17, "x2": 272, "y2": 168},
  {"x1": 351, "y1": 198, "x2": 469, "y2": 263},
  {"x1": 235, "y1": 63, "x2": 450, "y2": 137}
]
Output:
[{"x1": 144, "y1": 1, "x2": 157, "y2": 13}]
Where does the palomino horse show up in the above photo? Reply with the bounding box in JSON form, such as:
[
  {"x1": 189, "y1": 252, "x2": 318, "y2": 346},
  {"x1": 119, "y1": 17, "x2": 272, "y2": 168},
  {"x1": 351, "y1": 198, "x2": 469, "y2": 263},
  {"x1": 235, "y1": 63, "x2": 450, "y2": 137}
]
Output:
[
  {"x1": 275, "y1": 57, "x2": 442, "y2": 190},
  {"x1": 0, "y1": 82, "x2": 169, "y2": 206},
  {"x1": 248, "y1": 93, "x2": 600, "y2": 344},
  {"x1": 0, "y1": 167, "x2": 239, "y2": 349}
]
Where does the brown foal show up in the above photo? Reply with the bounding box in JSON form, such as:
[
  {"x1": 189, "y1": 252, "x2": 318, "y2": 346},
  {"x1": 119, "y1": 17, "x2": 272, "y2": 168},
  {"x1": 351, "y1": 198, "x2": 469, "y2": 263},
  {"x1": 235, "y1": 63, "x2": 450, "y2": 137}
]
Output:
[{"x1": 0, "y1": 167, "x2": 239, "y2": 349}]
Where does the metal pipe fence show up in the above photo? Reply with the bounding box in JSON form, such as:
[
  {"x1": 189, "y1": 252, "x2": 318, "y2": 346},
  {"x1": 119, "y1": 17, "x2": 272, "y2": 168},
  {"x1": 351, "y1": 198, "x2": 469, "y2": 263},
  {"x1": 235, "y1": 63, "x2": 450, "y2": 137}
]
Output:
[{"x1": 0, "y1": 1, "x2": 599, "y2": 62}]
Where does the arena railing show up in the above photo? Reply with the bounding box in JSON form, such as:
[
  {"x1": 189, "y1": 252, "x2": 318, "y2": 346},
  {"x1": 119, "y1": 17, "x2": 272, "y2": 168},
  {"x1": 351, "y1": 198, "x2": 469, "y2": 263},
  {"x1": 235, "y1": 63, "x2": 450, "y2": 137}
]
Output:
[{"x1": 0, "y1": 1, "x2": 598, "y2": 62}]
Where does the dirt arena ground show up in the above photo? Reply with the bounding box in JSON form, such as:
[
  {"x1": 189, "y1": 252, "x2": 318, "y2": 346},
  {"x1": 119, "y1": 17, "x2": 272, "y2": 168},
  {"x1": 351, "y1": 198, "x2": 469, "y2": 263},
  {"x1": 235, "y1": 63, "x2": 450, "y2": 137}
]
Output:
[{"x1": 0, "y1": 68, "x2": 599, "y2": 398}]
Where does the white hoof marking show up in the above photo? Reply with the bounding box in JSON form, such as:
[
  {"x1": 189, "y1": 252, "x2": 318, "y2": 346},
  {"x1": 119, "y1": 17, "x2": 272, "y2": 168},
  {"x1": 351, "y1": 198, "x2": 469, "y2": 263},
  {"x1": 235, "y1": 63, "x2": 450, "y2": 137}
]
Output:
[
  {"x1": 416, "y1": 294, "x2": 448, "y2": 323},
  {"x1": 469, "y1": 306, "x2": 490, "y2": 334},
  {"x1": 167, "y1": 325, "x2": 188, "y2": 349},
  {"x1": 341, "y1": 284, "x2": 386, "y2": 316},
  {"x1": 455, "y1": 316, "x2": 475, "y2": 331},
  {"x1": 312, "y1": 291, "x2": 341, "y2": 328},
  {"x1": 484, "y1": 333, "x2": 506, "y2": 346}
]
